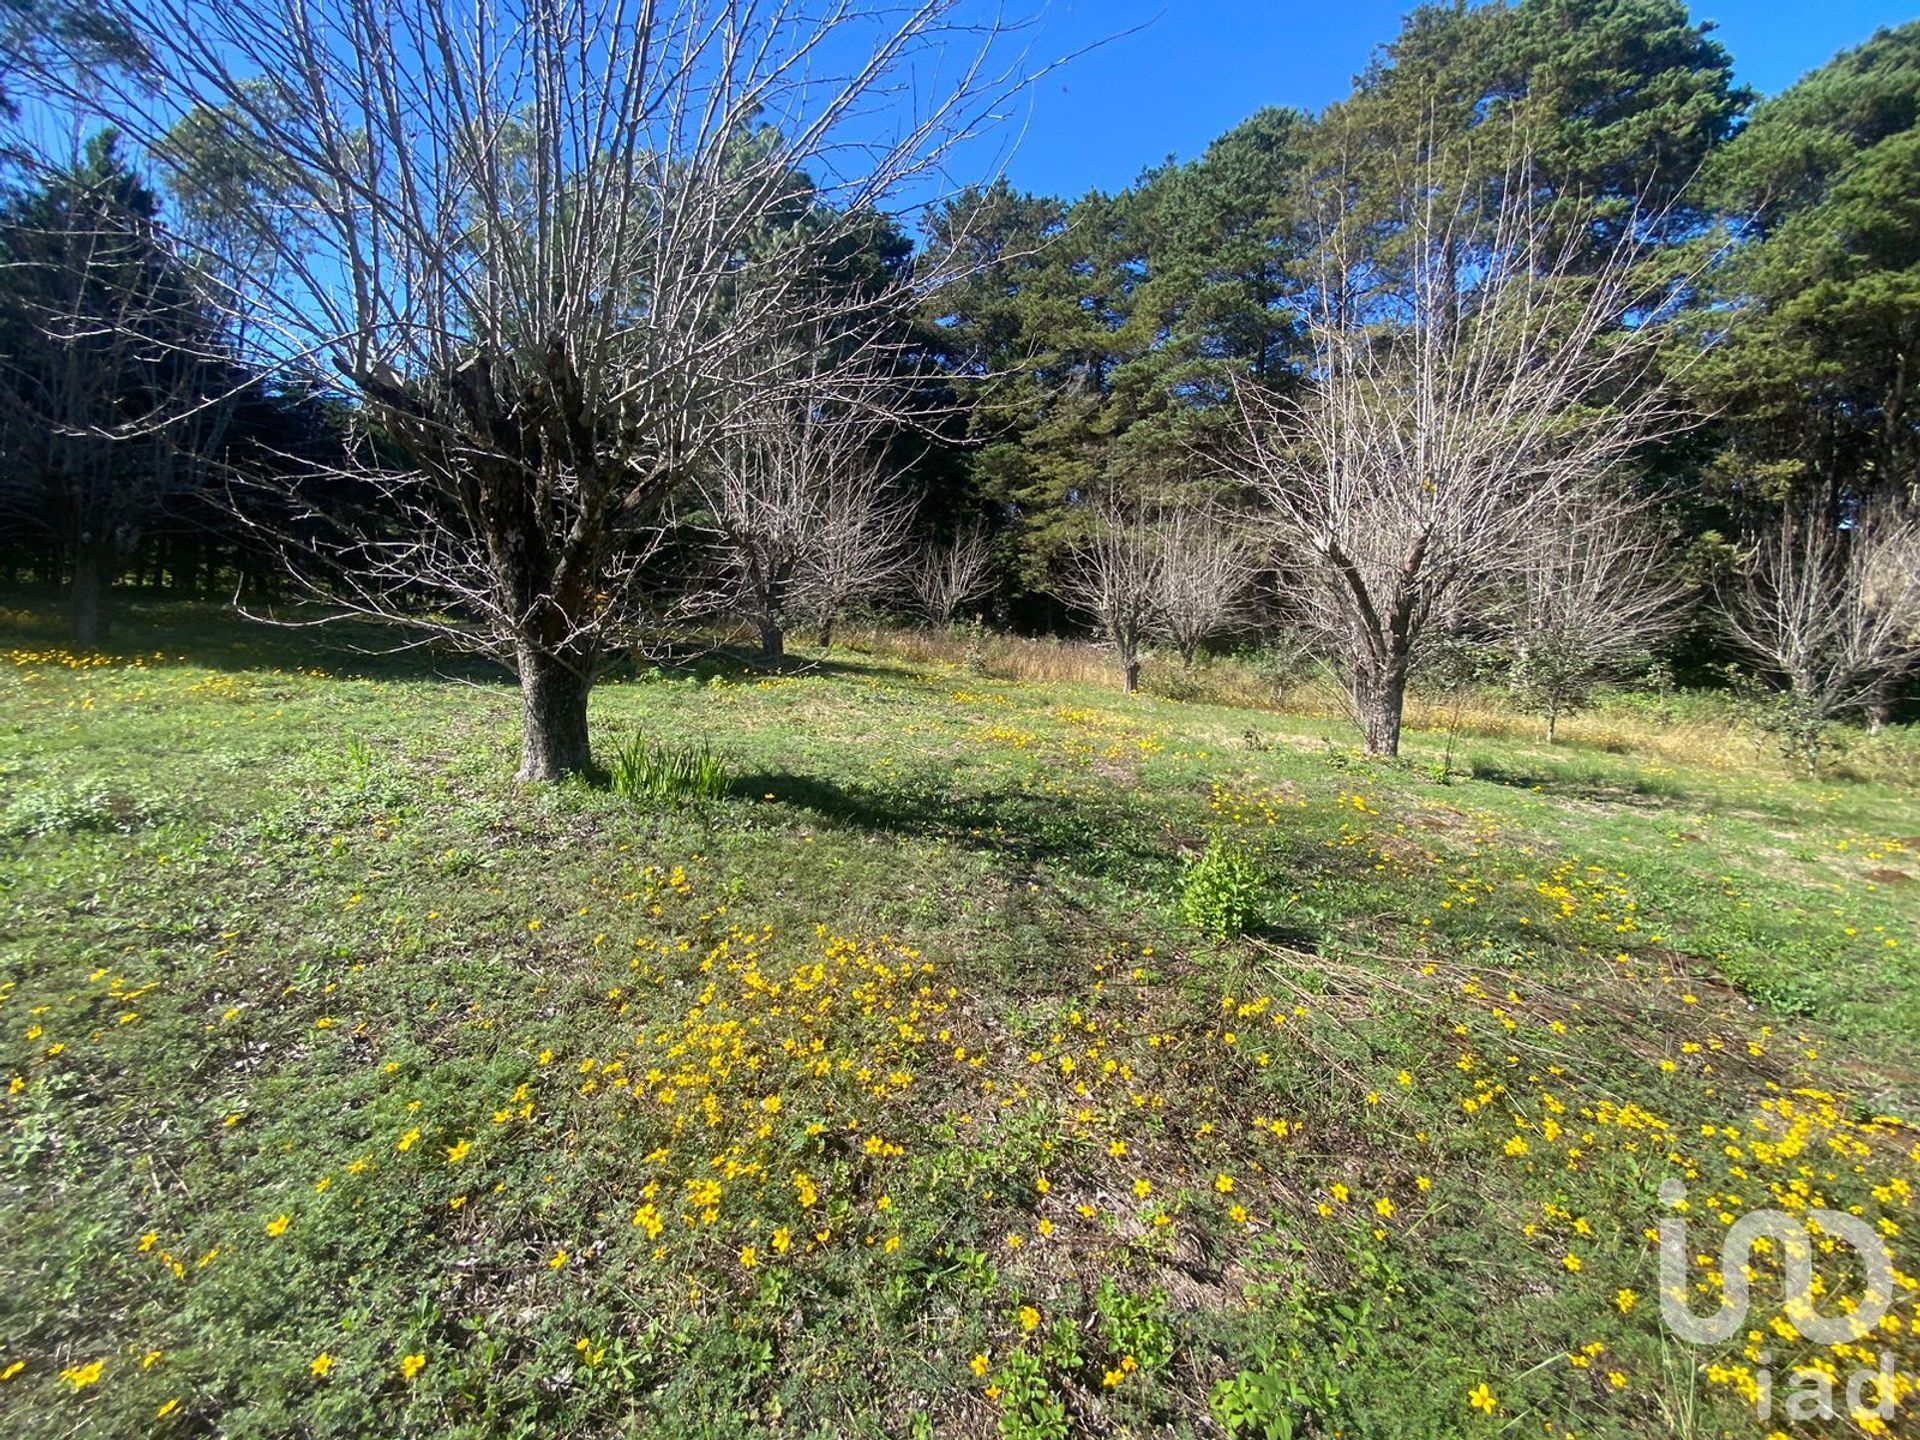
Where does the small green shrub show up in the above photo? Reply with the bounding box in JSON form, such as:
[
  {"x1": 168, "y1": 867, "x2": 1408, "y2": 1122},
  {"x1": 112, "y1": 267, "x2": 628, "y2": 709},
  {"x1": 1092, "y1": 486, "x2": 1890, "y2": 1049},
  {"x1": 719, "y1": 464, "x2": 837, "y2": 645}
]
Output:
[
  {"x1": 992, "y1": 1349, "x2": 1068, "y2": 1440},
  {"x1": 1732, "y1": 677, "x2": 1842, "y2": 777},
  {"x1": 606, "y1": 734, "x2": 731, "y2": 804},
  {"x1": 1210, "y1": 1369, "x2": 1307, "y2": 1440},
  {"x1": 1180, "y1": 837, "x2": 1264, "y2": 939},
  {"x1": 962, "y1": 617, "x2": 990, "y2": 677},
  {"x1": 1094, "y1": 1279, "x2": 1174, "y2": 1373}
]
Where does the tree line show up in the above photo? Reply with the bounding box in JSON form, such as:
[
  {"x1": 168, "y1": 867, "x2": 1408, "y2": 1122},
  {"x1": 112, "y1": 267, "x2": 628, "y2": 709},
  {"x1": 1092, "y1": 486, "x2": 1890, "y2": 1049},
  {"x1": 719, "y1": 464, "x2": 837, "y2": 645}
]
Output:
[{"x1": 1, "y1": 0, "x2": 1916, "y2": 777}]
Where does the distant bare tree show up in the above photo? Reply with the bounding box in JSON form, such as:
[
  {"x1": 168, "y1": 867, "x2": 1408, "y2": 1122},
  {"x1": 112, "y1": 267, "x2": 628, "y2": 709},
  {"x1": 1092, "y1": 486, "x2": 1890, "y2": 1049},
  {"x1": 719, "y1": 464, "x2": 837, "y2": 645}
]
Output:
[
  {"x1": 1151, "y1": 502, "x2": 1257, "y2": 670},
  {"x1": 1226, "y1": 131, "x2": 1692, "y2": 755},
  {"x1": 700, "y1": 373, "x2": 911, "y2": 660},
  {"x1": 1499, "y1": 501, "x2": 1686, "y2": 741},
  {"x1": 1055, "y1": 495, "x2": 1163, "y2": 693},
  {"x1": 57, "y1": 0, "x2": 1026, "y2": 779},
  {"x1": 794, "y1": 455, "x2": 915, "y2": 650},
  {"x1": 1725, "y1": 501, "x2": 1920, "y2": 728},
  {"x1": 912, "y1": 521, "x2": 996, "y2": 627}
]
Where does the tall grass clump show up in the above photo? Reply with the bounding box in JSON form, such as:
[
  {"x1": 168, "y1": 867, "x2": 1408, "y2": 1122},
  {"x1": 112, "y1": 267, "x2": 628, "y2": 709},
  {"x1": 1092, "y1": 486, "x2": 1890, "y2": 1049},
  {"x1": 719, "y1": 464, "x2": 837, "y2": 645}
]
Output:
[{"x1": 607, "y1": 735, "x2": 731, "y2": 804}]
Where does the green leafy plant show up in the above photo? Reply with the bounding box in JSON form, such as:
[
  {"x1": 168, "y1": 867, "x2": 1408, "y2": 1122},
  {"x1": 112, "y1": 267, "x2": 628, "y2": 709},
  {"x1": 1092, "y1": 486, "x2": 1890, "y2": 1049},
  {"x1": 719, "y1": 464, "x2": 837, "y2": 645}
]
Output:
[
  {"x1": 1093, "y1": 1278, "x2": 1174, "y2": 1373},
  {"x1": 606, "y1": 735, "x2": 731, "y2": 803},
  {"x1": 962, "y1": 617, "x2": 991, "y2": 677},
  {"x1": 3, "y1": 781, "x2": 170, "y2": 838},
  {"x1": 1727, "y1": 669, "x2": 1842, "y2": 777},
  {"x1": 1179, "y1": 837, "x2": 1263, "y2": 939},
  {"x1": 994, "y1": 1349, "x2": 1069, "y2": 1440},
  {"x1": 1210, "y1": 1369, "x2": 1306, "y2": 1440}
]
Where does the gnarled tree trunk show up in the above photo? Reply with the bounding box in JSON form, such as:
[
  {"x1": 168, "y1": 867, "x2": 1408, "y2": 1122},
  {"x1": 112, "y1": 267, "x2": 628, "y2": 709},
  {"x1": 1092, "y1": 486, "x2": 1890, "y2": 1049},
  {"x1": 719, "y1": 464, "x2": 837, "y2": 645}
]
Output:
[
  {"x1": 1353, "y1": 657, "x2": 1408, "y2": 757},
  {"x1": 516, "y1": 645, "x2": 593, "y2": 783}
]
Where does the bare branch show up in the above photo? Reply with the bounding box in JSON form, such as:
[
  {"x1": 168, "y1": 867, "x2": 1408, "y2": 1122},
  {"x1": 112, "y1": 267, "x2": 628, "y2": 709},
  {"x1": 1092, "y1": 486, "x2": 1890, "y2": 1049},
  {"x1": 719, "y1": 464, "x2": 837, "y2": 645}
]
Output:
[
  {"x1": 1222, "y1": 123, "x2": 1697, "y2": 754},
  {"x1": 911, "y1": 519, "x2": 995, "y2": 627},
  {"x1": 1723, "y1": 500, "x2": 1920, "y2": 724}
]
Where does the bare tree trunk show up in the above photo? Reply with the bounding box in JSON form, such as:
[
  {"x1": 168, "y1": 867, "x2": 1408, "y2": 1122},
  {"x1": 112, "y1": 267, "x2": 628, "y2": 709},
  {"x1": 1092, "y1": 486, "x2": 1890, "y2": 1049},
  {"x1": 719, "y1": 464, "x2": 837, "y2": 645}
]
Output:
[
  {"x1": 70, "y1": 538, "x2": 110, "y2": 646},
  {"x1": 1123, "y1": 654, "x2": 1142, "y2": 693},
  {"x1": 816, "y1": 616, "x2": 834, "y2": 648},
  {"x1": 516, "y1": 647, "x2": 592, "y2": 783},
  {"x1": 1546, "y1": 701, "x2": 1559, "y2": 744},
  {"x1": 757, "y1": 616, "x2": 785, "y2": 663},
  {"x1": 1355, "y1": 660, "x2": 1407, "y2": 756}
]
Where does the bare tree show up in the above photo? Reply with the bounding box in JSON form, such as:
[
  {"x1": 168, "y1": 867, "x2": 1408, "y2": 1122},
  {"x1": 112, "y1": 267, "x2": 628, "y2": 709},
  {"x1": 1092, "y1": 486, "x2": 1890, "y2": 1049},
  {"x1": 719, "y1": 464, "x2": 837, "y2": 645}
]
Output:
[
  {"x1": 1725, "y1": 501, "x2": 1920, "y2": 728},
  {"x1": 57, "y1": 0, "x2": 1025, "y2": 779},
  {"x1": 699, "y1": 375, "x2": 911, "y2": 661},
  {"x1": 1151, "y1": 501, "x2": 1257, "y2": 670},
  {"x1": 1498, "y1": 500, "x2": 1686, "y2": 741},
  {"x1": 1225, "y1": 130, "x2": 1692, "y2": 755},
  {"x1": 1055, "y1": 495, "x2": 1162, "y2": 693},
  {"x1": 911, "y1": 520, "x2": 996, "y2": 627},
  {"x1": 794, "y1": 452, "x2": 914, "y2": 649}
]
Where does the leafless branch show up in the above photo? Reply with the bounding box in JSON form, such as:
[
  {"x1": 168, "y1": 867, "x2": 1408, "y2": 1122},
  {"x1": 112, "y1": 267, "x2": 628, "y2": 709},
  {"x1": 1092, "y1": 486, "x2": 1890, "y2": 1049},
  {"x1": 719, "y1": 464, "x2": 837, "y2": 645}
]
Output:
[
  {"x1": 911, "y1": 519, "x2": 995, "y2": 626},
  {"x1": 1724, "y1": 500, "x2": 1920, "y2": 725},
  {"x1": 1223, "y1": 122, "x2": 1698, "y2": 754}
]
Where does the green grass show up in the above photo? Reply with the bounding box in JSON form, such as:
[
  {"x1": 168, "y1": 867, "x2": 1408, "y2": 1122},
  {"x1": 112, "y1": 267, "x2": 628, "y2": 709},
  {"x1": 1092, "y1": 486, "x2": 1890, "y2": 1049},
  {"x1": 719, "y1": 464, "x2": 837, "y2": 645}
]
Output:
[{"x1": 1, "y1": 601, "x2": 1916, "y2": 1439}]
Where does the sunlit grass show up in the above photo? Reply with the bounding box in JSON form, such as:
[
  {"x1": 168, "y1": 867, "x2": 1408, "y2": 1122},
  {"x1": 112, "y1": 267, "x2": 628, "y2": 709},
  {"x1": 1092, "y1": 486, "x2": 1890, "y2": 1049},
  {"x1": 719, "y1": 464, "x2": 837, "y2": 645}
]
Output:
[{"x1": 0, "y1": 602, "x2": 1915, "y2": 1439}]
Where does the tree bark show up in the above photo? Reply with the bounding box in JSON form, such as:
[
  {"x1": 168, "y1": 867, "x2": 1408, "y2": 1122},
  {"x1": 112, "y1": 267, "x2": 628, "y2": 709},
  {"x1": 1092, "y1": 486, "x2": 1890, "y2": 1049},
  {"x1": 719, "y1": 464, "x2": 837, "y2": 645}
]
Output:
[
  {"x1": 1122, "y1": 655, "x2": 1141, "y2": 693},
  {"x1": 1355, "y1": 659, "x2": 1408, "y2": 756},
  {"x1": 516, "y1": 646, "x2": 593, "y2": 783},
  {"x1": 70, "y1": 539, "x2": 111, "y2": 647},
  {"x1": 815, "y1": 616, "x2": 835, "y2": 649},
  {"x1": 757, "y1": 616, "x2": 785, "y2": 663}
]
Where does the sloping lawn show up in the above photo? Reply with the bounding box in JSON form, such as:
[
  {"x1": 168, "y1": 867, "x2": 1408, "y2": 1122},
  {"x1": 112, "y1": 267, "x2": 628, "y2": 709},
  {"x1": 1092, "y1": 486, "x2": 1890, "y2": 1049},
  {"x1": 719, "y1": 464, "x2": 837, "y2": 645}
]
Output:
[{"x1": 2, "y1": 603, "x2": 1915, "y2": 1439}]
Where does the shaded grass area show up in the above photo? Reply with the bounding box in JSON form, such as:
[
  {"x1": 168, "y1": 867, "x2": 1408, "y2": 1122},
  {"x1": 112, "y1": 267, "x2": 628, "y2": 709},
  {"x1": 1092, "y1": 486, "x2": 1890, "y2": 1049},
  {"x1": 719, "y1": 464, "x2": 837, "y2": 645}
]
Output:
[{"x1": 1, "y1": 602, "x2": 1916, "y2": 1440}]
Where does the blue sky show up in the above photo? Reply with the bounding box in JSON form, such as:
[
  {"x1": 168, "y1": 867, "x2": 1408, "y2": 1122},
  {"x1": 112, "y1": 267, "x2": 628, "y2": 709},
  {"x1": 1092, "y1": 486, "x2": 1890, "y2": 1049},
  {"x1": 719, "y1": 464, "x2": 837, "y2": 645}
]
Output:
[{"x1": 978, "y1": 0, "x2": 1916, "y2": 200}]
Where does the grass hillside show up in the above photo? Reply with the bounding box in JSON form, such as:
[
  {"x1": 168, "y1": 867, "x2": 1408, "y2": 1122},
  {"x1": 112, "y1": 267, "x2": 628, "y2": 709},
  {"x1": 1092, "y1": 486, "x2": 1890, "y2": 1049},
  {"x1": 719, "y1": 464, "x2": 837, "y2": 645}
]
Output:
[{"x1": 1, "y1": 602, "x2": 1916, "y2": 1440}]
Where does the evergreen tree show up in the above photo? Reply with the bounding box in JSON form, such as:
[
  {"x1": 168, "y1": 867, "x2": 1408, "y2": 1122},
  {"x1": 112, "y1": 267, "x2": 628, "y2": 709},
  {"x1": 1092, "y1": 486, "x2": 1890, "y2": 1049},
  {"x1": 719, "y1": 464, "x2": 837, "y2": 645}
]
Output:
[
  {"x1": 0, "y1": 131, "x2": 230, "y2": 641},
  {"x1": 1694, "y1": 21, "x2": 1920, "y2": 521}
]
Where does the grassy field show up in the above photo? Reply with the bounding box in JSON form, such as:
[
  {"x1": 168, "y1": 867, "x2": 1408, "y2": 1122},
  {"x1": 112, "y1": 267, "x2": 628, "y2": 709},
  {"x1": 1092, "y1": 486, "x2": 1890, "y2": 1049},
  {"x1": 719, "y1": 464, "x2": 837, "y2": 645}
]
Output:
[{"x1": 1, "y1": 599, "x2": 1916, "y2": 1440}]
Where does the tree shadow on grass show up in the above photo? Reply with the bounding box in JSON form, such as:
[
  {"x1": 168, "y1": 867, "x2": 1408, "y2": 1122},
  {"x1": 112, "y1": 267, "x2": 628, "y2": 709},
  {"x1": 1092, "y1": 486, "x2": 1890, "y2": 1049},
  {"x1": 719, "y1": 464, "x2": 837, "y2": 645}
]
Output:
[
  {"x1": 3, "y1": 593, "x2": 510, "y2": 685},
  {"x1": 1463, "y1": 755, "x2": 1693, "y2": 810},
  {"x1": 731, "y1": 766, "x2": 1179, "y2": 891},
  {"x1": 641, "y1": 643, "x2": 934, "y2": 689},
  {"x1": 5, "y1": 596, "x2": 935, "y2": 691}
]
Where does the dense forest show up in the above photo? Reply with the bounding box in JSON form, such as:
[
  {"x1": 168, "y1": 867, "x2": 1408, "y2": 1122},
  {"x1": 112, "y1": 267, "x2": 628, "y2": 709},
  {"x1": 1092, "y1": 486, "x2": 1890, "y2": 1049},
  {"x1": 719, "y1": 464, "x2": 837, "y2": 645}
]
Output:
[{"x1": 1, "y1": 0, "x2": 1917, "y2": 773}]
